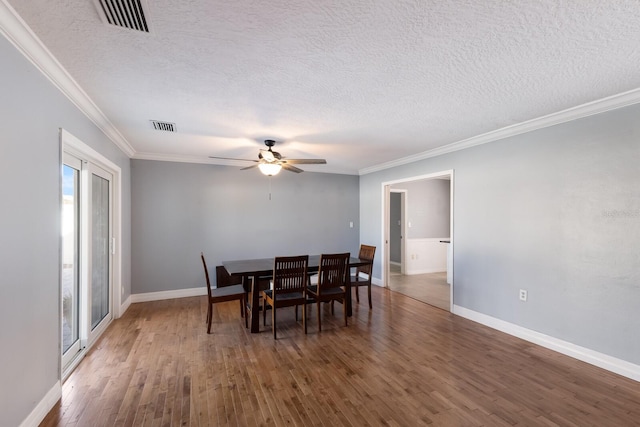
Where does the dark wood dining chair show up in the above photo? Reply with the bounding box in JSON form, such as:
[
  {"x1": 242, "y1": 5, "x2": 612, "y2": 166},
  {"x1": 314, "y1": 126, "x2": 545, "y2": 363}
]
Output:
[
  {"x1": 201, "y1": 253, "x2": 247, "y2": 334},
  {"x1": 352, "y1": 244, "x2": 376, "y2": 309},
  {"x1": 306, "y1": 253, "x2": 349, "y2": 332},
  {"x1": 262, "y1": 255, "x2": 309, "y2": 339}
]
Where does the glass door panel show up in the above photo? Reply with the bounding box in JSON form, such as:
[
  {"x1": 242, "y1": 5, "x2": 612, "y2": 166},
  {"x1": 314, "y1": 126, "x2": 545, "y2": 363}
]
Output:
[
  {"x1": 62, "y1": 157, "x2": 81, "y2": 368},
  {"x1": 91, "y1": 172, "x2": 110, "y2": 329}
]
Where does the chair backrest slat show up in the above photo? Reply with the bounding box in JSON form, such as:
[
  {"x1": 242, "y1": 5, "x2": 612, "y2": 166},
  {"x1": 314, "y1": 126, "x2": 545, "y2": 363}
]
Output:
[
  {"x1": 356, "y1": 245, "x2": 376, "y2": 276},
  {"x1": 317, "y1": 252, "x2": 350, "y2": 295},
  {"x1": 273, "y1": 255, "x2": 308, "y2": 294}
]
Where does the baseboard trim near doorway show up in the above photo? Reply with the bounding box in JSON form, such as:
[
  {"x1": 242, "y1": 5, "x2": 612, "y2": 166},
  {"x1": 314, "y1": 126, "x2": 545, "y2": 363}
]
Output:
[
  {"x1": 19, "y1": 381, "x2": 61, "y2": 427},
  {"x1": 453, "y1": 305, "x2": 640, "y2": 382}
]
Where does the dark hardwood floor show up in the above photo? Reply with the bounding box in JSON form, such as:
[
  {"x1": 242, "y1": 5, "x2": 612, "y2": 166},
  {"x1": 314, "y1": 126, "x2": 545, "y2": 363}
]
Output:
[{"x1": 41, "y1": 287, "x2": 640, "y2": 426}]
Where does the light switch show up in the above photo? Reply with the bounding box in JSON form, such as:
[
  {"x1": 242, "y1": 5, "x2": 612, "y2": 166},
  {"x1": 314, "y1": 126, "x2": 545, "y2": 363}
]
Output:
[{"x1": 349, "y1": 221, "x2": 353, "y2": 228}]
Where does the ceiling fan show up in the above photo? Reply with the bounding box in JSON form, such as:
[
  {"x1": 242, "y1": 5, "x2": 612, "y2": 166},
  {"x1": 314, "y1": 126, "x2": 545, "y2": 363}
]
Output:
[{"x1": 209, "y1": 140, "x2": 327, "y2": 175}]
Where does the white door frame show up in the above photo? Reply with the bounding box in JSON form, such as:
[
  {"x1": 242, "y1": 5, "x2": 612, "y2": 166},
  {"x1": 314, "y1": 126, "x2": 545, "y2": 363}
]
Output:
[
  {"x1": 381, "y1": 170, "x2": 454, "y2": 311},
  {"x1": 60, "y1": 129, "x2": 123, "y2": 378},
  {"x1": 389, "y1": 189, "x2": 407, "y2": 274}
]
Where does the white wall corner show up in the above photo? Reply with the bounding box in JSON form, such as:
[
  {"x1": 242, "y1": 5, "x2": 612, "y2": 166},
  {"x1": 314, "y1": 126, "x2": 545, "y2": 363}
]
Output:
[
  {"x1": 19, "y1": 381, "x2": 61, "y2": 427},
  {"x1": 453, "y1": 304, "x2": 640, "y2": 383},
  {"x1": 131, "y1": 287, "x2": 207, "y2": 303}
]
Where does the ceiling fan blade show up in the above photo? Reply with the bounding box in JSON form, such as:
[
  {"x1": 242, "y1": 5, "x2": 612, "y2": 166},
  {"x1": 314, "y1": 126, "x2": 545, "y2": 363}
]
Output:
[
  {"x1": 260, "y1": 149, "x2": 276, "y2": 162},
  {"x1": 209, "y1": 156, "x2": 258, "y2": 162},
  {"x1": 240, "y1": 164, "x2": 258, "y2": 171},
  {"x1": 281, "y1": 163, "x2": 303, "y2": 173},
  {"x1": 282, "y1": 159, "x2": 327, "y2": 165}
]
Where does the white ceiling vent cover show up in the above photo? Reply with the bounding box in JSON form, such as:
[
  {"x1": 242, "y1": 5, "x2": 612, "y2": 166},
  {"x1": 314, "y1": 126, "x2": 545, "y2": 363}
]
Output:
[
  {"x1": 150, "y1": 120, "x2": 177, "y2": 132},
  {"x1": 94, "y1": 0, "x2": 151, "y2": 33}
]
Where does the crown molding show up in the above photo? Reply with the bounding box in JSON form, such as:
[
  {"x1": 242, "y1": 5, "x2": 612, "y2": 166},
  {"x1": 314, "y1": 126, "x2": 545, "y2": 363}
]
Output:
[
  {"x1": 0, "y1": 0, "x2": 136, "y2": 157},
  {"x1": 359, "y1": 87, "x2": 640, "y2": 175}
]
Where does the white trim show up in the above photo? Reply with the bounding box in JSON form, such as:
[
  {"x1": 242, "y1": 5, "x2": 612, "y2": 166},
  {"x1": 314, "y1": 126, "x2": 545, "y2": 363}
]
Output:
[
  {"x1": 453, "y1": 305, "x2": 640, "y2": 383},
  {"x1": 359, "y1": 88, "x2": 640, "y2": 175},
  {"x1": 131, "y1": 287, "x2": 207, "y2": 303},
  {"x1": 404, "y1": 268, "x2": 446, "y2": 275},
  {"x1": 18, "y1": 381, "x2": 61, "y2": 427},
  {"x1": 120, "y1": 294, "x2": 132, "y2": 317},
  {"x1": 0, "y1": 0, "x2": 135, "y2": 157}
]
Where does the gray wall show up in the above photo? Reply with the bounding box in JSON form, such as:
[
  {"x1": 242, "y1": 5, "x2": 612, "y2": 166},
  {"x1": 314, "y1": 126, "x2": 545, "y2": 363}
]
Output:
[
  {"x1": 360, "y1": 104, "x2": 640, "y2": 365},
  {"x1": 392, "y1": 179, "x2": 450, "y2": 238},
  {"x1": 131, "y1": 160, "x2": 360, "y2": 293},
  {"x1": 0, "y1": 36, "x2": 132, "y2": 426}
]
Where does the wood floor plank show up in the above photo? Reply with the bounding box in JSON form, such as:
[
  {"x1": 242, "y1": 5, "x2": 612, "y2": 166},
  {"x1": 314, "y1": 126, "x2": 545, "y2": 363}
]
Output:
[{"x1": 41, "y1": 287, "x2": 640, "y2": 426}]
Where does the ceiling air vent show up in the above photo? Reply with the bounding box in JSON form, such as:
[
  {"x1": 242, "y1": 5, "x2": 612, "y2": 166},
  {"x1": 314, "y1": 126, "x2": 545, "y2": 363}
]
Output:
[
  {"x1": 94, "y1": 0, "x2": 151, "y2": 33},
  {"x1": 150, "y1": 120, "x2": 176, "y2": 132}
]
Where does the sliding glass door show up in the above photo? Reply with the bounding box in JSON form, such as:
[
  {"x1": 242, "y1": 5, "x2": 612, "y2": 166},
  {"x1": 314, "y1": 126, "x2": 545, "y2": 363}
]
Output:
[{"x1": 61, "y1": 153, "x2": 113, "y2": 372}]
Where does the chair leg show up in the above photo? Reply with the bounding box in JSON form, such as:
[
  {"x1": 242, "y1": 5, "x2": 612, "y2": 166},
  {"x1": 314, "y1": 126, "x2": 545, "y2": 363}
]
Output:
[
  {"x1": 263, "y1": 297, "x2": 267, "y2": 325},
  {"x1": 303, "y1": 302, "x2": 307, "y2": 334},
  {"x1": 317, "y1": 301, "x2": 322, "y2": 332},
  {"x1": 343, "y1": 298, "x2": 348, "y2": 326},
  {"x1": 295, "y1": 305, "x2": 298, "y2": 321},
  {"x1": 368, "y1": 285, "x2": 372, "y2": 309},
  {"x1": 243, "y1": 296, "x2": 248, "y2": 329},
  {"x1": 355, "y1": 285, "x2": 360, "y2": 303},
  {"x1": 272, "y1": 304, "x2": 277, "y2": 339},
  {"x1": 207, "y1": 302, "x2": 213, "y2": 334},
  {"x1": 206, "y1": 301, "x2": 211, "y2": 327}
]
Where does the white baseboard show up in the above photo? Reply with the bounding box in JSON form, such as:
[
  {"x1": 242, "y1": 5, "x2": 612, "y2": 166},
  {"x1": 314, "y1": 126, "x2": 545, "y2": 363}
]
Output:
[
  {"x1": 19, "y1": 381, "x2": 61, "y2": 427},
  {"x1": 118, "y1": 295, "x2": 131, "y2": 318},
  {"x1": 131, "y1": 287, "x2": 207, "y2": 303},
  {"x1": 453, "y1": 305, "x2": 640, "y2": 382},
  {"x1": 405, "y1": 268, "x2": 446, "y2": 275}
]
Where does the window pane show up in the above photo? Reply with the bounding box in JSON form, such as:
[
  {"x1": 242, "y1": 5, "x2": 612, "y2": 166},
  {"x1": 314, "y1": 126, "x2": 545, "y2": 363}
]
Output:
[
  {"x1": 91, "y1": 173, "x2": 110, "y2": 329},
  {"x1": 62, "y1": 165, "x2": 79, "y2": 353}
]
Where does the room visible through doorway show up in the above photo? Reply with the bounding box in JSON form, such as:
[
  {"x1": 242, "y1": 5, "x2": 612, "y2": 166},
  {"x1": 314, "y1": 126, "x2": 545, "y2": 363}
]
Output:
[{"x1": 384, "y1": 171, "x2": 453, "y2": 311}]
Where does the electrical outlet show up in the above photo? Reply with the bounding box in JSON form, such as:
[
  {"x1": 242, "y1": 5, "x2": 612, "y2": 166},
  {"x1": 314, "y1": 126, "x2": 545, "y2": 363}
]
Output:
[{"x1": 519, "y1": 289, "x2": 528, "y2": 302}]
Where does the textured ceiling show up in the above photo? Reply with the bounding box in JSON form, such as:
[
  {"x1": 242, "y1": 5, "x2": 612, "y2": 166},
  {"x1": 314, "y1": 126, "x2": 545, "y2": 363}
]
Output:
[{"x1": 7, "y1": 0, "x2": 640, "y2": 174}]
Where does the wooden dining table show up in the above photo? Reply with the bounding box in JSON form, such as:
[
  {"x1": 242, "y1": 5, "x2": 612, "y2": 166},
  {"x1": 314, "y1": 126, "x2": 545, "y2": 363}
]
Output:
[{"x1": 223, "y1": 255, "x2": 371, "y2": 333}]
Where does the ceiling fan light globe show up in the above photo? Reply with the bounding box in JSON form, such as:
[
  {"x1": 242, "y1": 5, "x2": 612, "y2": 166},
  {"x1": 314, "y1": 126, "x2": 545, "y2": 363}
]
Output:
[{"x1": 258, "y1": 163, "x2": 282, "y2": 176}]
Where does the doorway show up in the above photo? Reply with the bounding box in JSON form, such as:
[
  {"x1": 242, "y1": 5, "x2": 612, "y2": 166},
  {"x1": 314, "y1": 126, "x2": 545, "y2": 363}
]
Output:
[{"x1": 383, "y1": 171, "x2": 453, "y2": 311}]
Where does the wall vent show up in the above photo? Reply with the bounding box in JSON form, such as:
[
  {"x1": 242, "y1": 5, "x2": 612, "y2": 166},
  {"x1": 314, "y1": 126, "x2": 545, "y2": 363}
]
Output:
[
  {"x1": 150, "y1": 120, "x2": 177, "y2": 132},
  {"x1": 94, "y1": 0, "x2": 151, "y2": 33}
]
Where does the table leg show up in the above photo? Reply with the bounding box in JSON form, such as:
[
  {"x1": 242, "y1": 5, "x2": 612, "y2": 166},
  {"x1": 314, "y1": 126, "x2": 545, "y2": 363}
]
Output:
[{"x1": 250, "y1": 274, "x2": 261, "y2": 333}]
